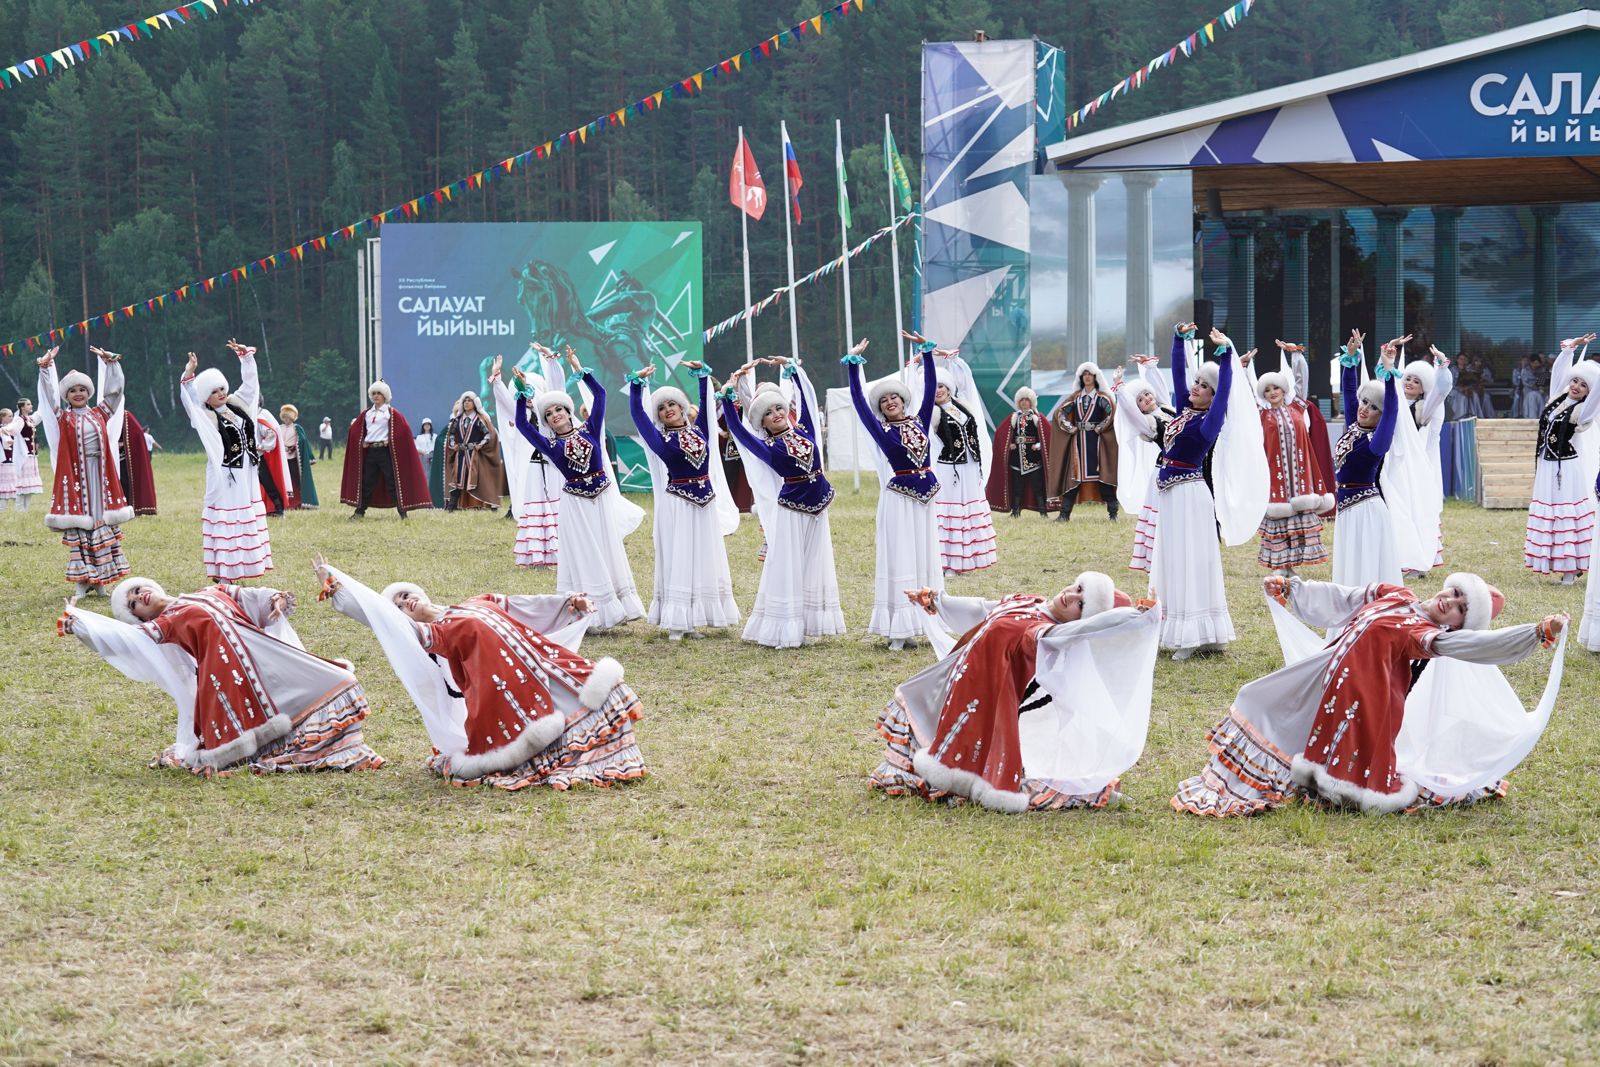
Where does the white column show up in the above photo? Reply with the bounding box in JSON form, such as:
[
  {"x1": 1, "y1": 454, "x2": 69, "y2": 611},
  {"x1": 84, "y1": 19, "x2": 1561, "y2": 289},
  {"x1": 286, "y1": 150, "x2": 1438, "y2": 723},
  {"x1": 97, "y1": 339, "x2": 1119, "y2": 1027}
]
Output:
[
  {"x1": 1063, "y1": 172, "x2": 1103, "y2": 365},
  {"x1": 1121, "y1": 172, "x2": 1160, "y2": 362}
]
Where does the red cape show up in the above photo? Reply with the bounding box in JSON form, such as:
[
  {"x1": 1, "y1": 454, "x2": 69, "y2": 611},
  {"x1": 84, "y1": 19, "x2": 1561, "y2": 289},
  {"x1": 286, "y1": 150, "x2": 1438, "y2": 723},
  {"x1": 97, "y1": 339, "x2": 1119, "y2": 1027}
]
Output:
[
  {"x1": 985, "y1": 412, "x2": 1052, "y2": 512},
  {"x1": 120, "y1": 411, "x2": 158, "y2": 516},
  {"x1": 1303, "y1": 400, "x2": 1337, "y2": 518},
  {"x1": 340, "y1": 406, "x2": 432, "y2": 513}
]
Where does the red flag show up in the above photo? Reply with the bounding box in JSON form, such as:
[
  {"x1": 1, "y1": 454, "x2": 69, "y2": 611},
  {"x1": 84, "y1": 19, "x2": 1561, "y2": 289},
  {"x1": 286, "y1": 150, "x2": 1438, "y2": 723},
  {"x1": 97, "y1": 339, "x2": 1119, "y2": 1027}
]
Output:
[{"x1": 729, "y1": 133, "x2": 767, "y2": 220}]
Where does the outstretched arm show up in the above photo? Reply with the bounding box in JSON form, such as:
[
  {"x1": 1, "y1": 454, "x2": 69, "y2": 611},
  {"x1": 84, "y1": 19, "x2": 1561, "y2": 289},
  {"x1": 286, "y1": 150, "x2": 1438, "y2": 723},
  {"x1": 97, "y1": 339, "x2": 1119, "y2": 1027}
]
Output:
[
  {"x1": 627, "y1": 377, "x2": 669, "y2": 459},
  {"x1": 721, "y1": 395, "x2": 779, "y2": 472},
  {"x1": 1370, "y1": 373, "x2": 1398, "y2": 456},
  {"x1": 1198, "y1": 337, "x2": 1233, "y2": 441},
  {"x1": 1169, "y1": 328, "x2": 1191, "y2": 412}
]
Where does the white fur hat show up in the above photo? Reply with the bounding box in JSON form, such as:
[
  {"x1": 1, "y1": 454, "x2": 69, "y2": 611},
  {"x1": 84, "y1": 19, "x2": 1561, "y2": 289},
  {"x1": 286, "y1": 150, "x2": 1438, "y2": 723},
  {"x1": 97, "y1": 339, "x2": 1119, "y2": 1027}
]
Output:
[
  {"x1": 1075, "y1": 571, "x2": 1131, "y2": 620},
  {"x1": 650, "y1": 385, "x2": 691, "y2": 426},
  {"x1": 1357, "y1": 379, "x2": 1387, "y2": 410},
  {"x1": 192, "y1": 368, "x2": 229, "y2": 400},
  {"x1": 1193, "y1": 362, "x2": 1219, "y2": 391},
  {"x1": 111, "y1": 577, "x2": 167, "y2": 624},
  {"x1": 1565, "y1": 361, "x2": 1600, "y2": 395},
  {"x1": 367, "y1": 380, "x2": 393, "y2": 403},
  {"x1": 1072, "y1": 362, "x2": 1110, "y2": 395},
  {"x1": 867, "y1": 377, "x2": 909, "y2": 415},
  {"x1": 533, "y1": 390, "x2": 575, "y2": 426},
  {"x1": 1401, "y1": 360, "x2": 1436, "y2": 396},
  {"x1": 935, "y1": 370, "x2": 956, "y2": 394},
  {"x1": 380, "y1": 581, "x2": 429, "y2": 607},
  {"x1": 452, "y1": 390, "x2": 484, "y2": 417},
  {"x1": 1442, "y1": 571, "x2": 1503, "y2": 631},
  {"x1": 1013, "y1": 386, "x2": 1037, "y2": 407},
  {"x1": 745, "y1": 389, "x2": 790, "y2": 434},
  {"x1": 1254, "y1": 370, "x2": 1291, "y2": 402},
  {"x1": 58, "y1": 369, "x2": 94, "y2": 404}
]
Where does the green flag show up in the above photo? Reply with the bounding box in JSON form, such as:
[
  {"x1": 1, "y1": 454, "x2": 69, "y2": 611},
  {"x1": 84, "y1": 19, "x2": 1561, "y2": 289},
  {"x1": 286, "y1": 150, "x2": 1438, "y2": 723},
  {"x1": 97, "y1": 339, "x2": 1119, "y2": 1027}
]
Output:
[
  {"x1": 835, "y1": 132, "x2": 852, "y2": 231},
  {"x1": 885, "y1": 126, "x2": 914, "y2": 214}
]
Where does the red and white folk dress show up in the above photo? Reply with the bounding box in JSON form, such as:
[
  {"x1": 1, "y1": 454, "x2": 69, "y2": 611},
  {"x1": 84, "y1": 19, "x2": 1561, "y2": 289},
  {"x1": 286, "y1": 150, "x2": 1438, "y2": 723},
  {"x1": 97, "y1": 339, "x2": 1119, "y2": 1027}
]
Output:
[{"x1": 37, "y1": 361, "x2": 135, "y2": 587}]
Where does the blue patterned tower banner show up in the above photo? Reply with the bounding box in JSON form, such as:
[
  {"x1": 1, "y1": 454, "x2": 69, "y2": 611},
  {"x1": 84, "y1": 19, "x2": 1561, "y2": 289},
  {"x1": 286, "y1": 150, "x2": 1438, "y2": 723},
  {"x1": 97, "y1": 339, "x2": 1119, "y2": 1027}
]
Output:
[{"x1": 921, "y1": 40, "x2": 1064, "y2": 422}]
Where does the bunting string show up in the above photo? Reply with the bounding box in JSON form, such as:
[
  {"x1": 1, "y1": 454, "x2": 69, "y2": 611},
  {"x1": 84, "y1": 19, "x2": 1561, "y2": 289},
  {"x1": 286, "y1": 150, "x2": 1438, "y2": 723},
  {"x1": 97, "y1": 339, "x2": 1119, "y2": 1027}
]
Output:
[
  {"x1": 0, "y1": 0, "x2": 258, "y2": 92},
  {"x1": 703, "y1": 212, "x2": 916, "y2": 344},
  {"x1": 0, "y1": 0, "x2": 880, "y2": 358},
  {"x1": 1065, "y1": 0, "x2": 1256, "y2": 132}
]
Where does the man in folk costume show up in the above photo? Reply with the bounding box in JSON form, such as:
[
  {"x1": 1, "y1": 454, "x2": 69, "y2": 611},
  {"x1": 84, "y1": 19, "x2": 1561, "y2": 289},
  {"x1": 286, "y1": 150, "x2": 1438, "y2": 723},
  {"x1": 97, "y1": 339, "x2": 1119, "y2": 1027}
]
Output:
[
  {"x1": 443, "y1": 390, "x2": 504, "y2": 511},
  {"x1": 870, "y1": 573, "x2": 1160, "y2": 812},
  {"x1": 60, "y1": 577, "x2": 385, "y2": 776},
  {"x1": 1174, "y1": 574, "x2": 1568, "y2": 816},
  {"x1": 1046, "y1": 363, "x2": 1119, "y2": 522},
  {"x1": 985, "y1": 387, "x2": 1052, "y2": 517},
  {"x1": 37, "y1": 346, "x2": 136, "y2": 595},
  {"x1": 341, "y1": 381, "x2": 431, "y2": 518},
  {"x1": 314, "y1": 557, "x2": 647, "y2": 791}
]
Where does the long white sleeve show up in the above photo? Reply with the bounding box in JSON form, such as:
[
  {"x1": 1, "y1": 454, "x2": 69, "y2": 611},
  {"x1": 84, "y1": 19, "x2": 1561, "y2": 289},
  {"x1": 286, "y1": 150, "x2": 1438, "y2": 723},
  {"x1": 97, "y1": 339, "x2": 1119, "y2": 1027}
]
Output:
[
  {"x1": 935, "y1": 594, "x2": 999, "y2": 636},
  {"x1": 1431, "y1": 623, "x2": 1542, "y2": 665},
  {"x1": 1286, "y1": 577, "x2": 1375, "y2": 630}
]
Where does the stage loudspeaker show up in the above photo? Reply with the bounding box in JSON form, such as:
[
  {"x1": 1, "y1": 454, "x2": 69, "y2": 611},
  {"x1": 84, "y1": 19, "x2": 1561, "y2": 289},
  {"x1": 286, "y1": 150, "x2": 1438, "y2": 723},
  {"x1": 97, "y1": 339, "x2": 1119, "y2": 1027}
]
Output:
[{"x1": 1193, "y1": 299, "x2": 1215, "y2": 335}]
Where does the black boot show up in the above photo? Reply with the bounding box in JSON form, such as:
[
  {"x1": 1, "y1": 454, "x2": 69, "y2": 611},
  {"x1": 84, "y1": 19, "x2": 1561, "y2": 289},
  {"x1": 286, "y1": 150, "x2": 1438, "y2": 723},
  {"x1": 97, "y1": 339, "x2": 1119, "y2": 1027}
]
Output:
[
  {"x1": 1010, "y1": 505, "x2": 1021, "y2": 518},
  {"x1": 1107, "y1": 499, "x2": 1120, "y2": 522},
  {"x1": 1057, "y1": 497, "x2": 1074, "y2": 522}
]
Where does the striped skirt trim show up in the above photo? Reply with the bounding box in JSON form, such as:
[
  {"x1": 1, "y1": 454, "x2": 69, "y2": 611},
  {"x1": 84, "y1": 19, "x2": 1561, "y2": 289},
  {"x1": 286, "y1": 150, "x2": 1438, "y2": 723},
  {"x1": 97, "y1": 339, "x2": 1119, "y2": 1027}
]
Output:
[
  {"x1": 151, "y1": 682, "x2": 385, "y2": 777},
  {"x1": 430, "y1": 684, "x2": 648, "y2": 791}
]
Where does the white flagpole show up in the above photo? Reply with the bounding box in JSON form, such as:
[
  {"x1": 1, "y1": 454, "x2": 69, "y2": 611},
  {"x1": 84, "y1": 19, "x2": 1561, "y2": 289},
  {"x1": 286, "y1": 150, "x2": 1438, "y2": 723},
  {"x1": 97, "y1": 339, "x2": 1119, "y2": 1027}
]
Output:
[
  {"x1": 781, "y1": 121, "x2": 800, "y2": 367},
  {"x1": 738, "y1": 126, "x2": 755, "y2": 368},
  {"x1": 885, "y1": 113, "x2": 907, "y2": 375},
  {"x1": 837, "y1": 119, "x2": 860, "y2": 491}
]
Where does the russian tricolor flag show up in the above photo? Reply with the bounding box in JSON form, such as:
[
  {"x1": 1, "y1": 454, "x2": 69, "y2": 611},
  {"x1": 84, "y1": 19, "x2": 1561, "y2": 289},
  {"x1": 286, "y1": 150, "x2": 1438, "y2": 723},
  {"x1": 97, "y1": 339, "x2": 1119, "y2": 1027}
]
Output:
[{"x1": 782, "y1": 126, "x2": 804, "y2": 224}]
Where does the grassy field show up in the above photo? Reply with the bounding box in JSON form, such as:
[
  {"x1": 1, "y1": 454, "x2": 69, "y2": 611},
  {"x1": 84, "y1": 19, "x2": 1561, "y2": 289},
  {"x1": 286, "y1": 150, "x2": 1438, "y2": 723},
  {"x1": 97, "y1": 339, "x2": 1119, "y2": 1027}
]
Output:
[{"x1": 1, "y1": 450, "x2": 1597, "y2": 1065}]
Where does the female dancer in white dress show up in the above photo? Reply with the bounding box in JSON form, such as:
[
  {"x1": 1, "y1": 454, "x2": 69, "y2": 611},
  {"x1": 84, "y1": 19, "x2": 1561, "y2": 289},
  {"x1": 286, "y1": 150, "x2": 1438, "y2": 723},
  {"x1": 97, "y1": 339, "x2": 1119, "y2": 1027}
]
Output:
[
  {"x1": 719, "y1": 358, "x2": 845, "y2": 648},
  {"x1": 512, "y1": 348, "x2": 644, "y2": 629},
  {"x1": 1523, "y1": 334, "x2": 1600, "y2": 584},
  {"x1": 906, "y1": 337, "x2": 996, "y2": 574},
  {"x1": 7, "y1": 397, "x2": 45, "y2": 509},
  {"x1": 180, "y1": 341, "x2": 274, "y2": 581},
  {"x1": 490, "y1": 352, "x2": 562, "y2": 567},
  {"x1": 625, "y1": 360, "x2": 740, "y2": 639},
  {"x1": 843, "y1": 338, "x2": 942, "y2": 649},
  {"x1": 1114, "y1": 356, "x2": 1173, "y2": 574}
]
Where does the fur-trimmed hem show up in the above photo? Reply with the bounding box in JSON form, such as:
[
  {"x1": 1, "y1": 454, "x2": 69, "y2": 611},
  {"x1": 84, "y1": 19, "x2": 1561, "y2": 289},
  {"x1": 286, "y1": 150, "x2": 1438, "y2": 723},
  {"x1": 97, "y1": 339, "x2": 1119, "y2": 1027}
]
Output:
[
  {"x1": 45, "y1": 512, "x2": 96, "y2": 532},
  {"x1": 1290, "y1": 754, "x2": 1419, "y2": 814},
  {"x1": 102, "y1": 505, "x2": 135, "y2": 526},
  {"x1": 578, "y1": 656, "x2": 624, "y2": 710},
  {"x1": 188, "y1": 713, "x2": 293, "y2": 769},
  {"x1": 1264, "y1": 501, "x2": 1297, "y2": 519},
  {"x1": 1292, "y1": 493, "x2": 1334, "y2": 514},
  {"x1": 912, "y1": 751, "x2": 1030, "y2": 814},
  {"x1": 448, "y1": 711, "x2": 566, "y2": 781}
]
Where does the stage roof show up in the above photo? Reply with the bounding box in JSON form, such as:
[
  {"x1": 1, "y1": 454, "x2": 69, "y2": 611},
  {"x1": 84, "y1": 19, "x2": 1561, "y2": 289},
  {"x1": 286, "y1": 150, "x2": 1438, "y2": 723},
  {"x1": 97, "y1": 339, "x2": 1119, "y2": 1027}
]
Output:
[{"x1": 1044, "y1": 10, "x2": 1600, "y2": 211}]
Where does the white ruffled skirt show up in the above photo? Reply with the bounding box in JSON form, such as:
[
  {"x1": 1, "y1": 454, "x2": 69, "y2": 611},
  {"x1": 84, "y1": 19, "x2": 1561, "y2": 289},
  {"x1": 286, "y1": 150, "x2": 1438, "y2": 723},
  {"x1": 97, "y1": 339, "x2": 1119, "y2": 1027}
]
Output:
[
  {"x1": 1331, "y1": 495, "x2": 1400, "y2": 589},
  {"x1": 555, "y1": 490, "x2": 643, "y2": 629},
  {"x1": 514, "y1": 463, "x2": 561, "y2": 567},
  {"x1": 1129, "y1": 468, "x2": 1159, "y2": 573},
  {"x1": 1523, "y1": 457, "x2": 1594, "y2": 575},
  {"x1": 649, "y1": 492, "x2": 740, "y2": 632},
  {"x1": 1151, "y1": 478, "x2": 1233, "y2": 650},
  {"x1": 15, "y1": 450, "x2": 42, "y2": 494},
  {"x1": 0, "y1": 457, "x2": 14, "y2": 499},
  {"x1": 933, "y1": 461, "x2": 997, "y2": 572},
  {"x1": 870, "y1": 488, "x2": 943, "y2": 640},
  {"x1": 743, "y1": 504, "x2": 845, "y2": 649},
  {"x1": 203, "y1": 464, "x2": 272, "y2": 581}
]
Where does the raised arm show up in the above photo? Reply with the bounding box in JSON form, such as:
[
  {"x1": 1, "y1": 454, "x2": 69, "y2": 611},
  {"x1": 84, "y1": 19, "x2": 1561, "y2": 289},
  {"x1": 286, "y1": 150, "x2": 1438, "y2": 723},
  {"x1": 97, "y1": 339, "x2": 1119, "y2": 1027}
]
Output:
[
  {"x1": 513, "y1": 391, "x2": 552, "y2": 453},
  {"x1": 790, "y1": 363, "x2": 820, "y2": 442},
  {"x1": 693, "y1": 367, "x2": 712, "y2": 437},
  {"x1": 1197, "y1": 341, "x2": 1233, "y2": 441},
  {"x1": 844, "y1": 359, "x2": 894, "y2": 455},
  {"x1": 582, "y1": 371, "x2": 605, "y2": 437},
  {"x1": 1549, "y1": 344, "x2": 1575, "y2": 404},
  {"x1": 1421, "y1": 363, "x2": 1453, "y2": 426},
  {"x1": 1169, "y1": 330, "x2": 1191, "y2": 412},
  {"x1": 96, "y1": 353, "x2": 125, "y2": 418},
  {"x1": 1370, "y1": 373, "x2": 1398, "y2": 456},
  {"x1": 235, "y1": 347, "x2": 260, "y2": 412},
  {"x1": 627, "y1": 379, "x2": 669, "y2": 459},
  {"x1": 915, "y1": 348, "x2": 938, "y2": 428},
  {"x1": 36, "y1": 355, "x2": 61, "y2": 418},
  {"x1": 1340, "y1": 352, "x2": 1360, "y2": 425}
]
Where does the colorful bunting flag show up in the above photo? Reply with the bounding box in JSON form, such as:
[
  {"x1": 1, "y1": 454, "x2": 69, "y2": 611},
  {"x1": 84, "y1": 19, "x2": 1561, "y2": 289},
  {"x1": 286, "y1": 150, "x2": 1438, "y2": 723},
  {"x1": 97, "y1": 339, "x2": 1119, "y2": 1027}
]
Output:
[
  {"x1": 0, "y1": 0, "x2": 883, "y2": 357},
  {"x1": 1065, "y1": 0, "x2": 1256, "y2": 133}
]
